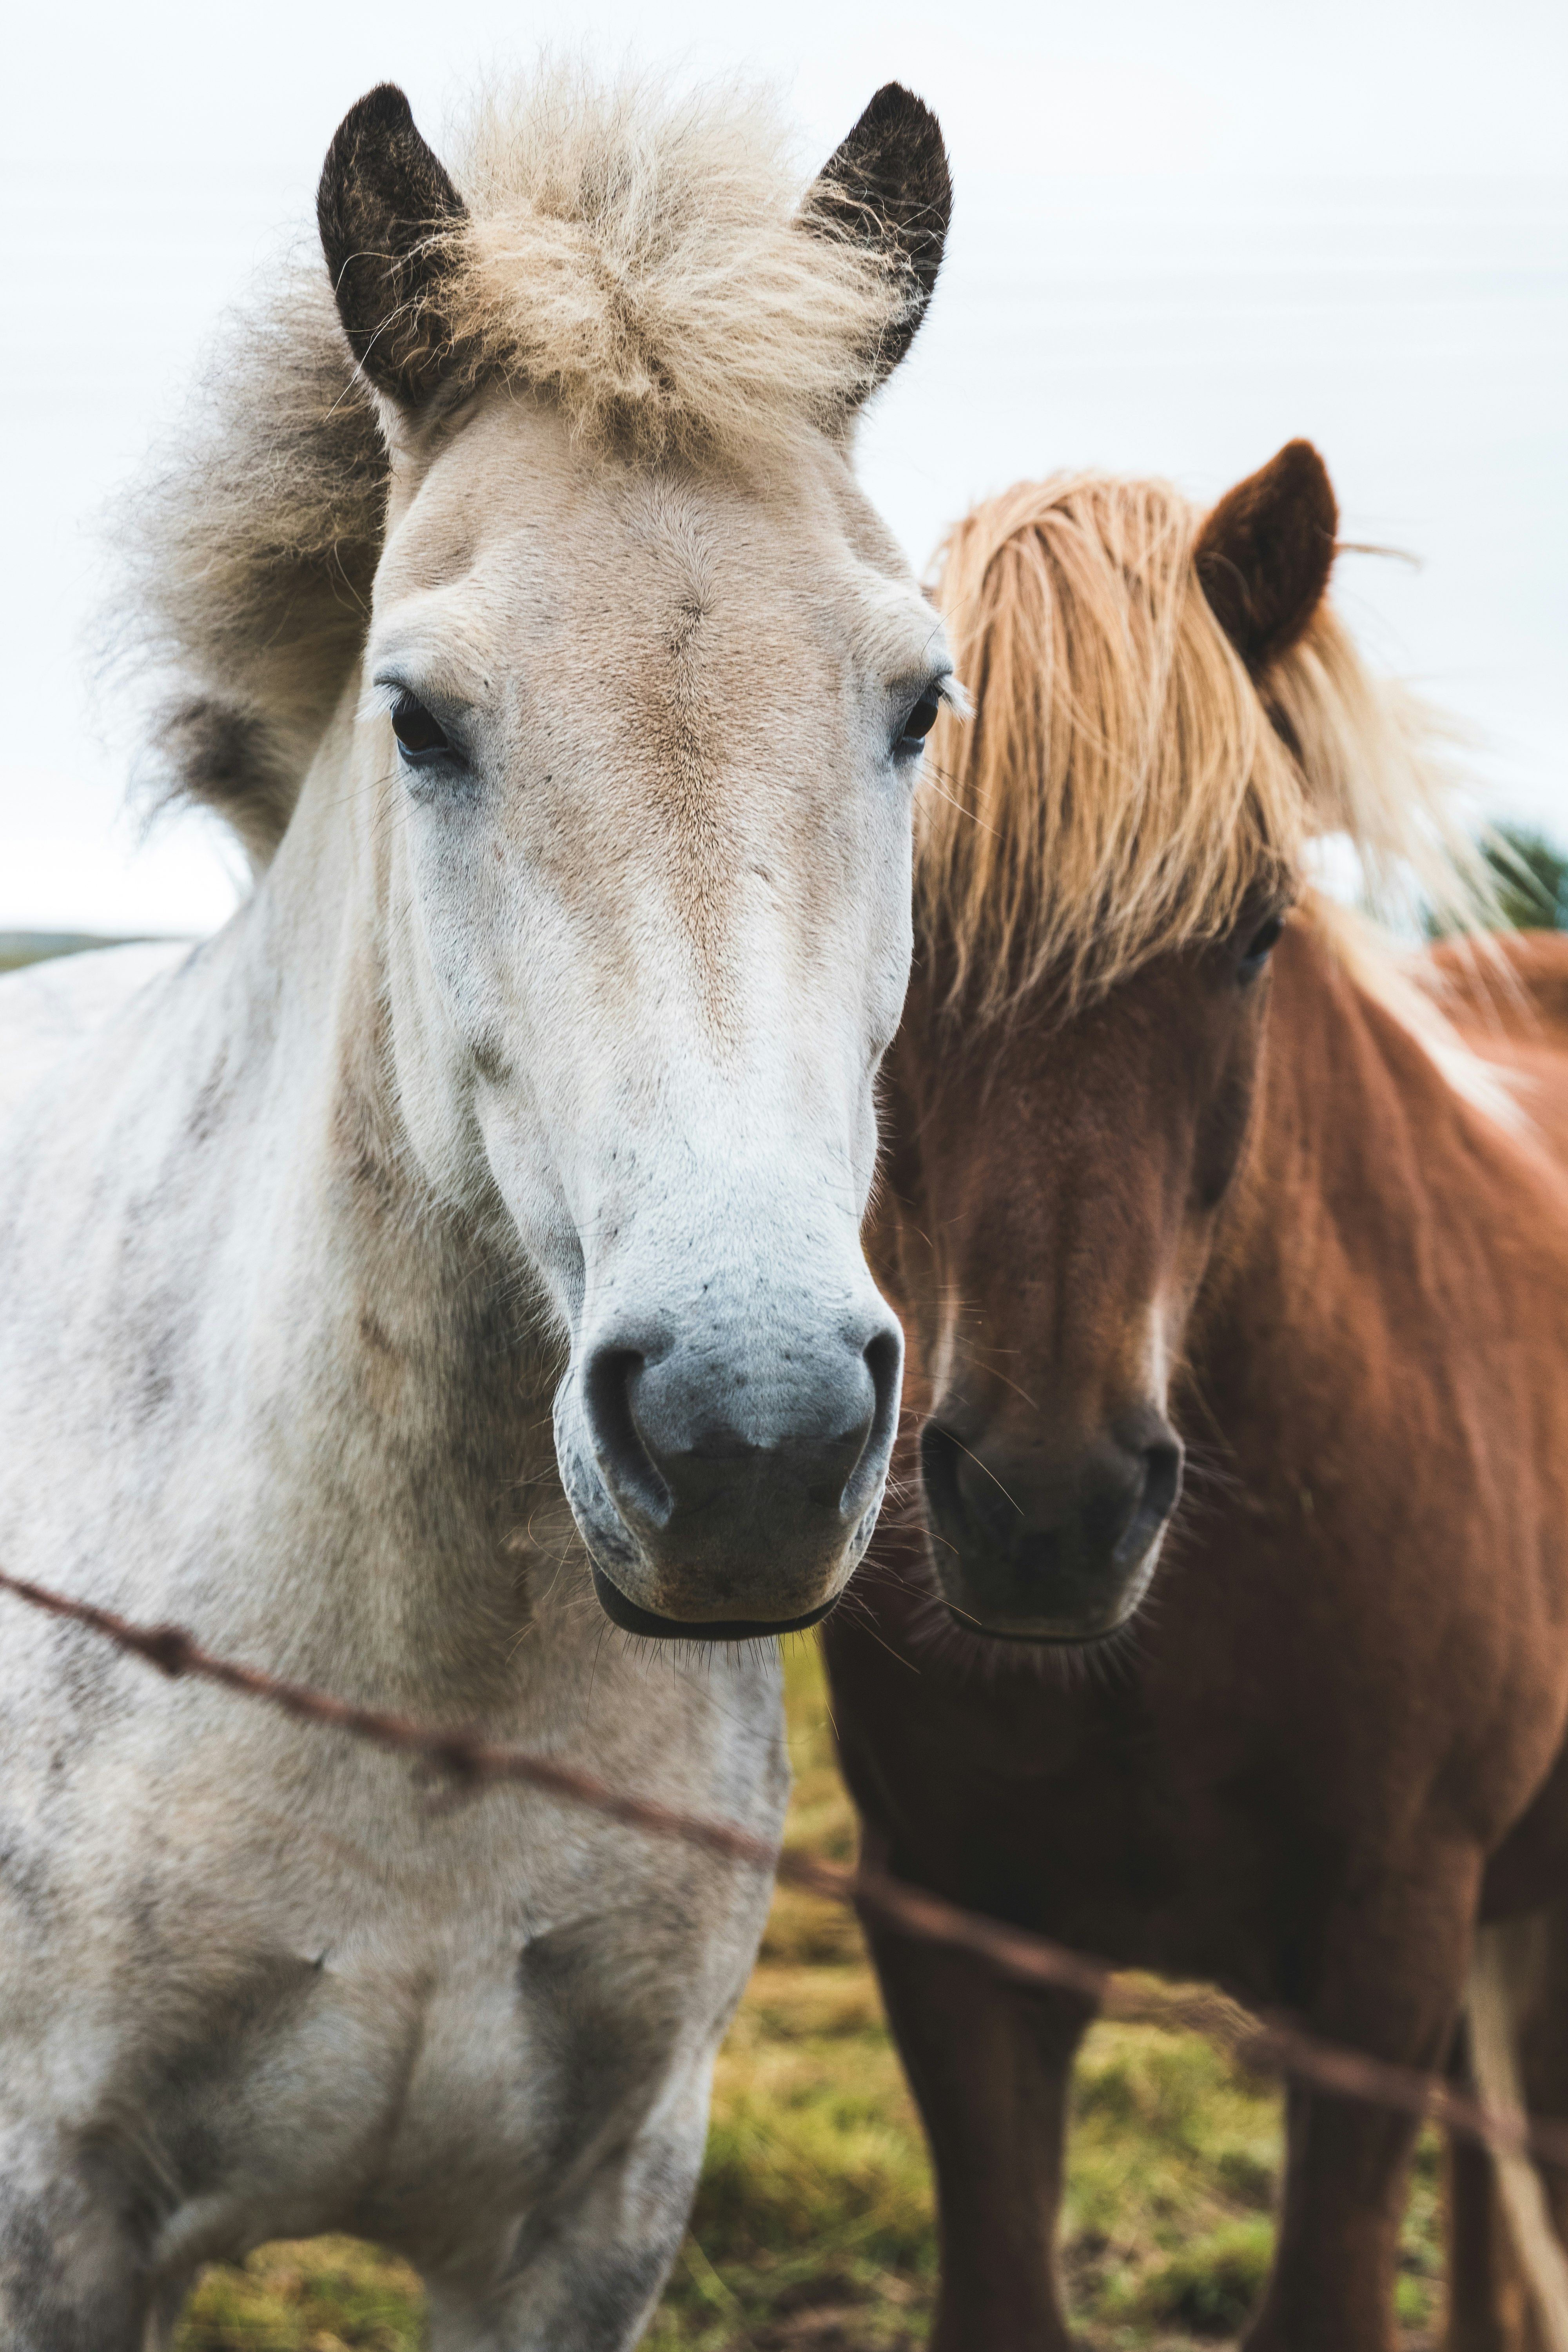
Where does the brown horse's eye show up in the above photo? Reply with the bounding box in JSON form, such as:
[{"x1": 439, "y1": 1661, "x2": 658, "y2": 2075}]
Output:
[
  {"x1": 390, "y1": 689, "x2": 452, "y2": 760},
  {"x1": 1240, "y1": 913, "x2": 1285, "y2": 979}
]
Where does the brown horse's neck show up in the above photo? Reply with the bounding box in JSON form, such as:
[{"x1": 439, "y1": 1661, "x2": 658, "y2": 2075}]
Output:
[{"x1": 1187, "y1": 917, "x2": 1515, "y2": 1432}]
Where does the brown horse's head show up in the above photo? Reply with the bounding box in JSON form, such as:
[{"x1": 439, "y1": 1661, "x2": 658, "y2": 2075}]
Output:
[{"x1": 881, "y1": 444, "x2": 1348, "y2": 1642}]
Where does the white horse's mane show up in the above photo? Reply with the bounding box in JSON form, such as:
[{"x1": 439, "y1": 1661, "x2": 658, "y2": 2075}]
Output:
[{"x1": 108, "y1": 65, "x2": 904, "y2": 869}]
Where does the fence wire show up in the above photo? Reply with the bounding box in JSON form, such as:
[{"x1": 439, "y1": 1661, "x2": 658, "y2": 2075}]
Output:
[{"x1": 2, "y1": 1561, "x2": 1563, "y2": 2173}]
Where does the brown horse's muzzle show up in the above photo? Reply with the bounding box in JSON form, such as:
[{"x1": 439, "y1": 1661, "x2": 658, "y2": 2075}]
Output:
[{"x1": 919, "y1": 1409, "x2": 1183, "y2": 1642}]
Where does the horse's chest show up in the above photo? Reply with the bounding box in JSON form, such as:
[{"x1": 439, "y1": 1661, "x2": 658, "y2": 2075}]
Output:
[
  {"x1": 840, "y1": 1640, "x2": 1310, "y2": 1984},
  {"x1": 138, "y1": 1895, "x2": 669, "y2": 2249},
  {"x1": 1, "y1": 1674, "x2": 783, "y2": 2278}
]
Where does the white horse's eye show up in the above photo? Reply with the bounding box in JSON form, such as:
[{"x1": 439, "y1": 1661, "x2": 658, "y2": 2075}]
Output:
[
  {"x1": 895, "y1": 688, "x2": 943, "y2": 759},
  {"x1": 391, "y1": 690, "x2": 453, "y2": 762}
]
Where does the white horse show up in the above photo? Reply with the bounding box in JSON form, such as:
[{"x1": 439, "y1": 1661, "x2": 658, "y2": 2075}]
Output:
[{"x1": 0, "y1": 70, "x2": 953, "y2": 2348}]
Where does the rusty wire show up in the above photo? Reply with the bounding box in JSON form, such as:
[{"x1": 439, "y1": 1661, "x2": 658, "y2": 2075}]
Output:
[{"x1": 2, "y1": 1561, "x2": 1563, "y2": 2172}]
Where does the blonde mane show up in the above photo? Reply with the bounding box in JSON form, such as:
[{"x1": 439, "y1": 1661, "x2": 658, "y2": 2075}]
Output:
[
  {"x1": 918, "y1": 472, "x2": 1494, "y2": 1020},
  {"x1": 110, "y1": 65, "x2": 905, "y2": 869}
]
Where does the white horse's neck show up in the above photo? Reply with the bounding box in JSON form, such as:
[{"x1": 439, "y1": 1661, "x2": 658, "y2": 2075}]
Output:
[
  {"x1": 268, "y1": 705, "x2": 573, "y2": 1688},
  {"x1": 17, "y1": 696, "x2": 561, "y2": 1713},
  {"x1": 0, "y1": 673, "x2": 788, "y2": 2342}
]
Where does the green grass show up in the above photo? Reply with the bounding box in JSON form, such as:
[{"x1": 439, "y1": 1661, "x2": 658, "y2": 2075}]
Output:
[
  {"x1": 176, "y1": 1642, "x2": 1448, "y2": 2349},
  {"x1": 175, "y1": 2238, "x2": 424, "y2": 2350}
]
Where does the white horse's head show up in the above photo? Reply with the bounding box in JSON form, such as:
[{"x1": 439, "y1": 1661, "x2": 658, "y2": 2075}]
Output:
[{"x1": 320, "y1": 80, "x2": 954, "y2": 1637}]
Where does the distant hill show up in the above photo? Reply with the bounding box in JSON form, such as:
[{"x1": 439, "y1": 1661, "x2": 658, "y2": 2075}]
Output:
[{"x1": 0, "y1": 932, "x2": 174, "y2": 974}]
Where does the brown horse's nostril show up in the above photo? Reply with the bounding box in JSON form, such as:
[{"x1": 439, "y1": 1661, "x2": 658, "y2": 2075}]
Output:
[
  {"x1": 919, "y1": 1415, "x2": 1183, "y2": 1643},
  {"x1": 918, "y1": 1420, "x2": 972, "y2": 1540},
  {"x1": 1118, "y1": 1438, "x2": 1183, "y2": 1562}
]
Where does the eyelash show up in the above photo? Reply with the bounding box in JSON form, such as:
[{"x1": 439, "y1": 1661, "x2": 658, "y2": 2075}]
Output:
[
  {"x1": 895, "y1": 685, "x2": 945, "y2": 759},
  {"x1": 388, "y1": 688, "x2": 457, "y2": 764}
]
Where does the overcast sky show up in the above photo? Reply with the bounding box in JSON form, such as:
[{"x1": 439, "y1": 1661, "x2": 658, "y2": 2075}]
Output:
[{"x1": 4, "y1": 0, "x2": 1564, "y2": 934}]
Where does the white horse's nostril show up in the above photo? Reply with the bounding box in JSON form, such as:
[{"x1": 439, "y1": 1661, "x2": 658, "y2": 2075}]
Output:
[
  {"x1": 582, "y1": 1325, "x2": 884, "y2": 1530},
  {"x1": 582, "y1": 1345, "x2": 671, "y2": 1528}
]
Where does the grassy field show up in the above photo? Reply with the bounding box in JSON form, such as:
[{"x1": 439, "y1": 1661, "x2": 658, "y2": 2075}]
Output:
[{"x1": 172, "y1": 1641, "x2": 1448, "y2": 2350}]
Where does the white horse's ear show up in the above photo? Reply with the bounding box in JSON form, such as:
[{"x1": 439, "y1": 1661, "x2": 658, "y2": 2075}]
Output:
[
  {"x1": 802, "y1": 83, "x2": 952, "y2": 402},
  {"x1": 1194, "y1": 440, "x2": 1340, "y2": 675},
  {"x1": 317, "y1": 83, "x2": 468, "y2": 408}
]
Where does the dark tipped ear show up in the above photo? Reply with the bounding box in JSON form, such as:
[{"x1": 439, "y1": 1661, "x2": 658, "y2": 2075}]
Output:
[
  {"x1": 803, "y1": 83, "x2": 952, "y2": 397},
  {"x1": 1194, "y1": 440, "x2": 1339, "y2": 674},
  {"x1": 318, "y1": 83, "x2": 468, "y2": 407}
]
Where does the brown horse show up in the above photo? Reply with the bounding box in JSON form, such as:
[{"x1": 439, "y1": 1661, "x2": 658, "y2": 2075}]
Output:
[{"x1": 824, "y1": 445, "x2": 1568, "y2": 2350}]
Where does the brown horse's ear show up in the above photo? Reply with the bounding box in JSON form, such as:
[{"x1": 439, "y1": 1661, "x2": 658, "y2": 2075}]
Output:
[
  {"x1": 318, "y1": 83, "x2": 468, "y2": 408},
  {"x1": 1194, "y1": 440, "x2": 1339, "y2": 675},
  {"x1": 802, "y1": 83, "x2": 952, "y2": 398}
]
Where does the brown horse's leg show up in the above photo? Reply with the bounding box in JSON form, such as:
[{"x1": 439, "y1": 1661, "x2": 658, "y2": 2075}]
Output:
[
  {"x1": 1443, "y1": 1905, "x2": 1568, "y2": 2352},
  {"x1": 864, "y1": 1914, "x2": 1095, "y2": 2351},
  {"x1": 1446, "y1": 2127, "x2": 1525, "y2": 2352},
  {"x1": 1519, "y1": 1906, "x2": 1568, "y2": 2352},
  {"x1": 1243, "y1": 1866, "x2": 1479, "y2": 2352},
  {"x1": 1247, "y1": 2076, "x2": 1445, "y2": 2352},
  {"x1": 1443, "y1": 2002, "x2": 1534, "y2": 2352},
  {"x1": 1498, "y1": 1906, "x2": 1568, "y2": 2352}
]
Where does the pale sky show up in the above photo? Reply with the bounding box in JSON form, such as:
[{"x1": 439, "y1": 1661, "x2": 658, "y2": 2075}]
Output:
[{"x1": 4, "y1": 0, "x2": 1564, "y2": 934}]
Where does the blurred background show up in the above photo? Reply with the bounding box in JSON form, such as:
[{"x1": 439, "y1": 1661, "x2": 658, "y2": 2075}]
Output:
[{"x1": 4, "y1": 0, "x2": 1565, "y2": 942}]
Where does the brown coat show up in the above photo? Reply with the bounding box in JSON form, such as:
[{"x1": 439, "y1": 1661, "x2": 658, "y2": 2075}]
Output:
[{"x1": 827, "y1": 922, "x2": 1568, "y2": 2350}]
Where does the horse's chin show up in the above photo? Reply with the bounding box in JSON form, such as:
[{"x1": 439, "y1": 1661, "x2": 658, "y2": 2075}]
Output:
[
  {"x1": 590, "y1": 1564, "x2": 839, "y2": 1643},
  {"x1": 941, "y1": 1600, "x2": 1131, "y2": 1647},
  {"x1": 557, "y1": 1397, "x2": 880, "y2": 1642},
  {"x1": 936, "y1": 1538, "x2": 1164, "y2": 1649}
]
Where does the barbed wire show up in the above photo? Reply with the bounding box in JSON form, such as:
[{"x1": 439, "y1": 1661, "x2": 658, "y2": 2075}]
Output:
[{"x1": 2, "y1": 1561, "x2": 1563, "y2": 2172}]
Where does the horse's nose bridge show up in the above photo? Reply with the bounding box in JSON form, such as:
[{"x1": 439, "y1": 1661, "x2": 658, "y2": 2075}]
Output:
[
  {"x1": 587, "y1": 1237, "x2": 901, "y2": 1446},
  {"x1": 925, "y1": 1202, "x2": 1183, "y2": 1568},
  {"x1": 926, "y1": 1392, "x2": 1170, "y2": 1526},
  {"x1": 577, "y1": 1139, "x2": 901, "y2": 1460},
  {"x1": 940, "y1": 1257, "x2": 1172, "y2": 1476},
  {"x1": 929, "y1": 1094, "x2": 1176, "y2": 1433}
]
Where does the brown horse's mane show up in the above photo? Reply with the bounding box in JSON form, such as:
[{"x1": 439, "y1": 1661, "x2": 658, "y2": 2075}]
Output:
[
  {"x1": 918, "y1": 472, "x2": 1496, "y2": 1025},
  {"x1": 107, "y1": 64, "x2": 905, "y2": 870}
]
